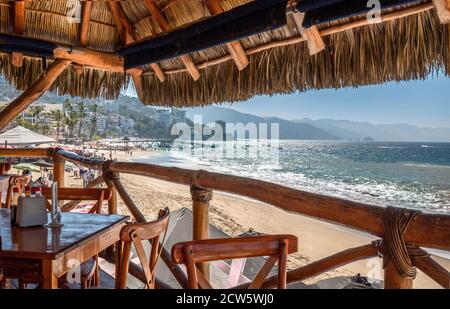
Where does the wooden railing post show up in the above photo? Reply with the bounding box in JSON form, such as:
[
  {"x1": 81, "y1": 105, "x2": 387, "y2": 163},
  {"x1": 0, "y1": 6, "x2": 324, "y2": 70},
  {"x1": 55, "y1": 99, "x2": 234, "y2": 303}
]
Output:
[
  {"x1": 190, "y1": 185, "x2": 212, "y2": 278},
  {"x1": 108, "y1": 186, "x2": 118, "y2": 215},
  {"x1": 53, "y1": 156, "x2": 65, "y2": 189},
  {"x1": 103, "y1": 170, "x2": 120, "y2": 263},
  {"x1": 103, "y1": 168, "x2": 118, "y2": 216},
  {"x1": 383, "y1": 257, "x2": 413, "y2": 289}
]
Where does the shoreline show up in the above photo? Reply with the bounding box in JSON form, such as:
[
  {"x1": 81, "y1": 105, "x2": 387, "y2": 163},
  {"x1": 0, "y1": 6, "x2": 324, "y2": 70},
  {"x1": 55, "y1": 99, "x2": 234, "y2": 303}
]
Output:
[{"x1": 66, "y1": 149, "x2": 450, "y2": 288}]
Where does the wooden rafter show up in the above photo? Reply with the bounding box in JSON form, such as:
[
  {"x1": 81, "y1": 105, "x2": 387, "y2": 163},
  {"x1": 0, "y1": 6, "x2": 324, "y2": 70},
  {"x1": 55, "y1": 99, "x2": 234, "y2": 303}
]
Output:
[
  {"x1": 139, "y1": 2, "x2": 433, "y2": 77},
  {"x1": 107, "y1": 0, "x2": 165, "y2": 87},
  {"x1": 144, "y1": 0, "x2": 201, "y2": 81},
  {"x1": 12, "y1": 0, "x2": 25, "y2": 67},
  {"x1": 53, "y1": 46, "x2": 123, "y2": 72},
  {"x1": 291, "y1": 12, "x2": 325, "y2": 56},
  {"x1": 0, "y1": 59, "x2": 71, "y2": 130},
  {"x1": 205, "y1": 0, "x2": 249, "y2": 71},
  {"x1": 433, "y1": 0, "x2": 450, "y2": 23},
  {"x1": 79, "y1": 0, "x2": 93, "y2": 47}
]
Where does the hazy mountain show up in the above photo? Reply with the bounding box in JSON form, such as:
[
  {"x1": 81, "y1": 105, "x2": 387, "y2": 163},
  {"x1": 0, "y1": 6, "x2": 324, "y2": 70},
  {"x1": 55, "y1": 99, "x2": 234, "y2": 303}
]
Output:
[
  {"x1": 294, "y1": 118, "x2": 450, "y2": 142},
  {"x1": 186, "y1": 107, "x2": 338, "y2": 140}
]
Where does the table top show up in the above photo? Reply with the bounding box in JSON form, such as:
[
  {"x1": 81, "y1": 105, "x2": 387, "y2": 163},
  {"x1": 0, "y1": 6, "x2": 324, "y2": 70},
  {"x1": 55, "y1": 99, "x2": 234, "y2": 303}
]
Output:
[{"x1": 0, "y1": 209, "x2": 128, "y2": 260}]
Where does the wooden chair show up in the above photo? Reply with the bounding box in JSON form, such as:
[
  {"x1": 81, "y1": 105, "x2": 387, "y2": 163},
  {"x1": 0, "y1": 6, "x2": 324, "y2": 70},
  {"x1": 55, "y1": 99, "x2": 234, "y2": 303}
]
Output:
[
  {"x1": 171, "y1": 234, "x2": 298, "y2": 289},
  {"x1": 0, "y1": 163, "x2": 11, "y2": 174},
  {"x1": 3, "y1": 175, "x2": 27, "y2": 209},
  {"x1": 116, "y1": 208, "x2": 170, "y2": 289},
  {"x1": 40, "y1": 187, "x2": 112, "y2": 288},
  {"x1": 41, "y1": 187, "x2": 111, "y2": 214}
]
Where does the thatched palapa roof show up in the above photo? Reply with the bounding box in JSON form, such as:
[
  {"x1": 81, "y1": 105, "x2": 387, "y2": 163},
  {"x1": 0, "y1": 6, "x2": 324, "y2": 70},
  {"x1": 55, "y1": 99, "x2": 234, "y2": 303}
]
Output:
[{"x1": 0, "y1": 0, "x2": 449, "y2": 107}]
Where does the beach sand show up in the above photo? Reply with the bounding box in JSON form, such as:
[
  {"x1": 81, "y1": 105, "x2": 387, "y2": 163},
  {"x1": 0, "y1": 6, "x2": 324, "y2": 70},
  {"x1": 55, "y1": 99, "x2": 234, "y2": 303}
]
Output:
[{"x1": 64, "y1": 149, "x2": 449, "y2": 288}]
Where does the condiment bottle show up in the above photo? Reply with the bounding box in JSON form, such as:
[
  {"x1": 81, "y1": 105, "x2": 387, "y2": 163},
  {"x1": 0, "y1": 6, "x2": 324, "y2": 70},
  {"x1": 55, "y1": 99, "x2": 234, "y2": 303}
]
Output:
[
  {"x1": 34, "y1": 187, "x2": 43, "y2": 198},
  {"x1": 25, "y1": 185, "x2": 31, "y2": 197},
  {"x1": 11, "y1": 187, "x2": 19, "y2": 224}
]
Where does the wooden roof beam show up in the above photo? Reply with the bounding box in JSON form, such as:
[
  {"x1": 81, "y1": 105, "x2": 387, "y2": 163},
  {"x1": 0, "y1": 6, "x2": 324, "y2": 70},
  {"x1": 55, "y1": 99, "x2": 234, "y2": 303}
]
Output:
[
  {"x1": 205, "y1": 0, "x2": 249, "y2": 71},
  {"x1": 79, "y1": 0, "x2": 93, "y2": 47},
  {"x1": 12, "y1": 0, "x2": 25, "y2": 67},
  {"x1": 0, "y1": 59, "x2": 71, "y2": 130},
  {"x1": 144, "y1": 0, "x2": 201, "y2": 81},
  {"x1": 53, "y1": 46, "x2": 123, "y2": 72},
  {"x1": 433, "y1": 0, "x2": 450, "y2": 23},
  {"x1": 107, "y1": 1, "x2": 165, "y2": 85}
]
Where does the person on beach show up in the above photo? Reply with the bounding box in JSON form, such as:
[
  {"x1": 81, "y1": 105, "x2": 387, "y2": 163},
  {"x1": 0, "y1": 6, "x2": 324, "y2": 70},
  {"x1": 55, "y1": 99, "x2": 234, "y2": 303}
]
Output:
[{"x1": 82, "y1": 169, "x2": 89, "y2": 187}]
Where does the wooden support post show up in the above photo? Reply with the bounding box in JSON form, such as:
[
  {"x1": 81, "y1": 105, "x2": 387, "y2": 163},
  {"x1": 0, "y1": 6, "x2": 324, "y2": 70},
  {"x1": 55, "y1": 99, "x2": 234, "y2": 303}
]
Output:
[
  {"x1": 12, "y1": 0, "x2": 26, "y2": 67},
  {"x1": 101, "y1": 171, "x2": 119, "y2": 262},
  {"x1": 206, "y1": 0, "x2": 249, "y2": 71},
  {"x1": 79, "y1": 0, "x2": 93, "y2": 47},
  {"x1": 107, "y1": 0, "x2": 165, "y2": 84},
  {"x1": 383, "y1": 257, "x2": 413, "y2": 289},
  {"x1": 190, "y1": 185, "x2": 212, "y2": 278},
  {"x1": 144, "y1": 0, "x2": 201, "y2": 81},
  {"x1": 108, "y1": 185, "x2": 118, "y2": 215},
  {"x1": 0, "y1": 59, "x2": 71, "y2": 130},
  {"x1": 53, "y1": 157, "x2": 65, "y2": 189},
  {"x1": 53, "y1": 155, "x2": 65, "y2": 207}
]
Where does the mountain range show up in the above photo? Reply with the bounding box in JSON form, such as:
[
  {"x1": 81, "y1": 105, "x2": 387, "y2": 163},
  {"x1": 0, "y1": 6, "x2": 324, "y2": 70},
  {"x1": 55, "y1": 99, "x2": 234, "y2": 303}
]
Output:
[{"x1": 186, "y1": 106, "x2": 450, "y2": 142}]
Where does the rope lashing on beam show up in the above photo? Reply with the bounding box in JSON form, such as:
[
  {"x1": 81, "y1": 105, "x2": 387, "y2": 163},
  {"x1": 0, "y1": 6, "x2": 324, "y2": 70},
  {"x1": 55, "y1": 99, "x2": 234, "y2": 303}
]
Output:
[
  {"x1": 101, "y1": 160, "x2": 119, "y2": 186},
  {"x1": 190, "y1": 170, "x2": 213, "y2": 202},
  {"x1": 373, "y1": 206, "x2": 428, "y2": 279}
]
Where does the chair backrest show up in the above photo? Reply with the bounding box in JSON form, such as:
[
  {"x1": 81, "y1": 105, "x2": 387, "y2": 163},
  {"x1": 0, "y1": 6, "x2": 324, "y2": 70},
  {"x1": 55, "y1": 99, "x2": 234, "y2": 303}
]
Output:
[
  {"x1": 40, "y1": 187, "x2": 112, "y2": 213},
  {"x1": 0, "y1": 163, "x2": 11, "y2": 174},
  {"x1": 116, "y1": 208, "x2": 170, "y2": 289},
  {"x1": 171, "y1": 234, "x2": 298, "y2": 289},
  {"x1": 4, "y1": 176, "x2": 27, "y2": 209}
]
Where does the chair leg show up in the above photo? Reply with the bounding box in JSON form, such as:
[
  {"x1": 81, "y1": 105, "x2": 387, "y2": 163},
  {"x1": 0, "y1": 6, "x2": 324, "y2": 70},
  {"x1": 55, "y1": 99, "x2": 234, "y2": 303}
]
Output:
[
  {"x1": 94, "y1": 255, "x2": 100, "y2": 286},
  {"x1": 81, "y1": 279, "x2": 88, "y2": 289},
  {"x1": 0, "y1": 270, "x2": 4, "y2": 289},
  {"x1": 18, "y1": 280, "x2": 27, "y2": 289}
]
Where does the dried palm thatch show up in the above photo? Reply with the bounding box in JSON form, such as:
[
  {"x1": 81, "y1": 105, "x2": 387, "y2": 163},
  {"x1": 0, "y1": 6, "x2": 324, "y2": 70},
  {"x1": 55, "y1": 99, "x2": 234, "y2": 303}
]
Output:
[
  {"x1": 0, "y1": 0, "x2": 448, "y2": 106},
  {"x1": 0, "y1": 53, "x2": 127, "y2": 100},
  {"x1": 140, "y1": 8, "x2": 450, "y2": 106}
]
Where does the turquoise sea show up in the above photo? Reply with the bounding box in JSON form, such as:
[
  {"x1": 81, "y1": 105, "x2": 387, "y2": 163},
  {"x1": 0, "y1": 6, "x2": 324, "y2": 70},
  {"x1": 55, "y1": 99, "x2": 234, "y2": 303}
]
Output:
[{"x1": 136, "y1": 140, "x2": 450, "y2": 214}]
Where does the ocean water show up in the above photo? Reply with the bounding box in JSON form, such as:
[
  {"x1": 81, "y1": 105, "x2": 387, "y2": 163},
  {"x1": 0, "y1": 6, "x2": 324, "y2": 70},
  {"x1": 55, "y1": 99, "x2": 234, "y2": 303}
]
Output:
[{"x1": 135, "y1": 140, "x2": 450, "y2": 214}]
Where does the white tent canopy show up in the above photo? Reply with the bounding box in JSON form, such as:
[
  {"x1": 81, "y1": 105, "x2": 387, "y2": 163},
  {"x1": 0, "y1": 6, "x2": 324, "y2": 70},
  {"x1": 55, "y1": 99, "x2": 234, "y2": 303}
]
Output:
[{"x1": 0, "y1": 126, "x2": 56, "y2": 146}]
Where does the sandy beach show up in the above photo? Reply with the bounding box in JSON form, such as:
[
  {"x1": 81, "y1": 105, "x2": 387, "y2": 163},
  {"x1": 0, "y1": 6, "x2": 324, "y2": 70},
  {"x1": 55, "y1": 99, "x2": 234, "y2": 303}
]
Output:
[{"x1": 63, "y1": 149, "x2": 449, "y2": 288}]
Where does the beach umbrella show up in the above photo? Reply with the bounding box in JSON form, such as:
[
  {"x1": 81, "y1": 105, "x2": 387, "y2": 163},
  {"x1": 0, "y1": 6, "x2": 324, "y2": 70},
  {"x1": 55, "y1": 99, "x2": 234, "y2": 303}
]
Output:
[
  {"x1": 13, "y1": 163, "x2": 40, "y2": 172},
  {"x1": 31, "y1": 159, "x2": 53, "y2": 168},
  {"x1": 65, "y1": 162, "x2": 77, "y2": 169}
]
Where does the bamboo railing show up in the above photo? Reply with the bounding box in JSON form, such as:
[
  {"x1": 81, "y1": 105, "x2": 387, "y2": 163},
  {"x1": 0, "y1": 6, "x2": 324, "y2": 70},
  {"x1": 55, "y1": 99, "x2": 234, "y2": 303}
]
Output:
[{"x1": 1, "y1": 147, "x2": 449, "y2": 289}]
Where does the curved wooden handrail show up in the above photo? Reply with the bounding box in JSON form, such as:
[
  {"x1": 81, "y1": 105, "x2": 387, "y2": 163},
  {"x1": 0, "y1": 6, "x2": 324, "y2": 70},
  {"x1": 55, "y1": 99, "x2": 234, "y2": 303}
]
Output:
[
  {"x1": 84, "y1": 155, "x2": 450, "y2": 251},
  {"x1": 2, "y1": 147, "x2": 450, "y2": 252},
  {"x1": 1, "y1": 147, "x2": 450, "y2": 289}
]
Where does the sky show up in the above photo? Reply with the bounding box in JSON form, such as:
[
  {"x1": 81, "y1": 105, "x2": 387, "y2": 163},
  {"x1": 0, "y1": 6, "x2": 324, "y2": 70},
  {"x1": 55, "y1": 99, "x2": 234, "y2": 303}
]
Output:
[{"x1": 128, "y1": 74, "x2": 450, "y2": 128}]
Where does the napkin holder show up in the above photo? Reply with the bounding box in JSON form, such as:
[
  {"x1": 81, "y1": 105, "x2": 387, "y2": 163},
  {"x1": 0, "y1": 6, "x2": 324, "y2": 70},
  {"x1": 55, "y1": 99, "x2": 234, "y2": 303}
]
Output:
[{"x1": 16, "y1": 196, "x2": 48, "y2": 227}]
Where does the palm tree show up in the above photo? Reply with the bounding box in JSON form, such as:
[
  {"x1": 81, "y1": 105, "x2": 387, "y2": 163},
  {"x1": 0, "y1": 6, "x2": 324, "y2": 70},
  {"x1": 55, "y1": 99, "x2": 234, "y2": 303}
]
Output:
[
  {"x1": 29, "y1": 105, "x2": 44, "y2": 127},
  {"x1": 49, "y1": 110, "x2": 64, "y2": 139},
  {"x1": 40, "y1": 123, "x2": 52, "y2": 136},
  {"x1": 77, "y1": 101, "x2": 85, "y2": 138},
  {"x1": 15, "y1": 116, "x2": 33, "y2": 129},
  {"x1": 64, "y1": 101, "x2": 79, "y2": 138},
  {"x1": 89, "y1": 104, "x2": 98, "y2": 140}
]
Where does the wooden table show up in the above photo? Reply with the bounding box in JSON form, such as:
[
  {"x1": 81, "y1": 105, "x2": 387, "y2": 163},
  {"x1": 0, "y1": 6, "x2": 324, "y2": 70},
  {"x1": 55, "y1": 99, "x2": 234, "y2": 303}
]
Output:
[{"x1": 0, "y1": 209, "x2": 128, "y2": 288}]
